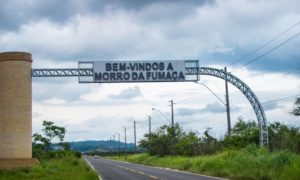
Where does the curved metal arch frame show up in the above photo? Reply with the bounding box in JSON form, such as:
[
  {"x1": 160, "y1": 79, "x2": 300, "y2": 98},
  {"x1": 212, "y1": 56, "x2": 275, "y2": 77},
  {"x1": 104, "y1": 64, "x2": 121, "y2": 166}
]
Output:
[
  {"x1": 32, "y1": 65, "x2": 269, "y2": 146},
  {"x1": 195, "y1": 67, "x2": 268, "y2": 147}
]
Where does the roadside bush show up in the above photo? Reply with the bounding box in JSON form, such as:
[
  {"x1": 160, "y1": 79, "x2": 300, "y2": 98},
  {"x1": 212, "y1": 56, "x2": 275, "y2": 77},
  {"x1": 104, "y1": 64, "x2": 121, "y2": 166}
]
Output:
[
  {"x1": 140, "y1": 124, "x2": 220, "y2": 156},
  {"x1": 140, "y1": 118, "x2": 300, "y2": 156},
  {"x1": 221, "y1": 117, "x2": 300, "y2": 154},
  {"x1": 33, "y1": 148, "x2": 82, "y2": 161}
]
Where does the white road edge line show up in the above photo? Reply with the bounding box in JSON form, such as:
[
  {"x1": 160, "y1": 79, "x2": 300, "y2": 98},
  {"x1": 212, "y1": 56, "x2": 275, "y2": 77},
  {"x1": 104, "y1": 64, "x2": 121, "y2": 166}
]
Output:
[
  {"x1": 84, "y1": 157, "x2": 103, "y2": 180},
  {"x1": 106, "y1": 158, "x2": 227, "y2": 180}
]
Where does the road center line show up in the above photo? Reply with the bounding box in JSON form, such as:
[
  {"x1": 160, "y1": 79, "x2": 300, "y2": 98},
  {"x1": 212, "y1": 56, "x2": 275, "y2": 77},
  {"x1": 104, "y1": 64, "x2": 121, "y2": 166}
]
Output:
[{"x1": 108, "y1": 161, "x2": 159, "y2": 179}]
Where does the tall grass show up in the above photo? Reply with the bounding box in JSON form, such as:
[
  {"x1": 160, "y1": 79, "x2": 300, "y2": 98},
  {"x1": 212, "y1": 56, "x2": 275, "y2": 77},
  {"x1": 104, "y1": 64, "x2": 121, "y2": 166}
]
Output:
[
  {"x1": 110, "y1": 145, "x2": 300, "y2": 180},
  {"x1": 0, "y1": 155, "x2": 98, "y2": 180}
]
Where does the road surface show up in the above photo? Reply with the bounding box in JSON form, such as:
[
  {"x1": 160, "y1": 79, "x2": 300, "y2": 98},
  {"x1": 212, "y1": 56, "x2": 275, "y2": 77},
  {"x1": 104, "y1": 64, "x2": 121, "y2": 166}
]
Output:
[{"x1": 84, "y1": 156, "x2": 224, "y2": 180}]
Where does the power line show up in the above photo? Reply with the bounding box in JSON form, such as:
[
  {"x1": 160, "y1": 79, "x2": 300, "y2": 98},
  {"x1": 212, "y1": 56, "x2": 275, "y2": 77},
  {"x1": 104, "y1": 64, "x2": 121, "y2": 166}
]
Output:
[
  {"x1": 136, "y1": 121, "x2": 148, "y2": 131},
  {"x1": 189, "y1": 95, "x2": 299, "y2": 123},
  {"x1": 230, "y1": 20, "x2": 300, "y2": 66},
  {"x1": 189, "y1": 113, "x2": 225, "y2": 124},
  {"x1": 262, "y1": 94, "x2": 300, "y2": 105},
  {"x1": 236, "y1": 31, "x2": 300, "y2": 70}
]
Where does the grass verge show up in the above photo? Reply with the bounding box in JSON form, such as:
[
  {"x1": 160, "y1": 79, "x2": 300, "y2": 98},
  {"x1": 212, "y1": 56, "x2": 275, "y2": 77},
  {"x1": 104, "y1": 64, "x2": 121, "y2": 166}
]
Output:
[
  {"x1": 109, "y1": 145, "x2": 300, "y2": 180},
  {"x1": 0, "y1": 155, "x2": 98, "y2": 180}
]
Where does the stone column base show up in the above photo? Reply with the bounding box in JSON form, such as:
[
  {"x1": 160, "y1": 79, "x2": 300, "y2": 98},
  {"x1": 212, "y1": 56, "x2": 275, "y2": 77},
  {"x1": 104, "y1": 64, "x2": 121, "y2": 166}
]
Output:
[{"x1": 0, "y1": 159, "x2": 39, "y2": 170}]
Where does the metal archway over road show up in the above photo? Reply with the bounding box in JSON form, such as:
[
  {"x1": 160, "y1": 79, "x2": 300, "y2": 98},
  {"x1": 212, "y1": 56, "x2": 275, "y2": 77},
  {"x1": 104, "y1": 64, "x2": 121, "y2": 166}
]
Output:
[
  {"x1": 2, "y1": 52, "x2": 269, "y2": 170},
  {"x1": 0, "y1": 51, "x2": 270, "y2": 170},
  {"x1": 32, "y1": 61, "x2": 269, "y2": 147}
]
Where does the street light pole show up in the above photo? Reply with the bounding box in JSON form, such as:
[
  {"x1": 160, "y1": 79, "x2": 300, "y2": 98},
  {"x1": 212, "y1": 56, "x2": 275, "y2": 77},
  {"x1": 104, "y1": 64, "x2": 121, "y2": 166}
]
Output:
[
  {"x1": 194, "y1": 76, "x2": 231, "y2": 136},
  {"x1": 152, "y1": 108, "x2": 171, "y2": 124},
  {"x1": 194, "y1": 82, "x2": 226, "y2": 106}
]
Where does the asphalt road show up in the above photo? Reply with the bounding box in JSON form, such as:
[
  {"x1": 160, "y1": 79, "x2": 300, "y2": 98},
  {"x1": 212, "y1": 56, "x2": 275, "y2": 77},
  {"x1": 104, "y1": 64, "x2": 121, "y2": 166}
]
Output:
[{"x1": 84, "y1": 156, "x2": 224, "y2": 180}]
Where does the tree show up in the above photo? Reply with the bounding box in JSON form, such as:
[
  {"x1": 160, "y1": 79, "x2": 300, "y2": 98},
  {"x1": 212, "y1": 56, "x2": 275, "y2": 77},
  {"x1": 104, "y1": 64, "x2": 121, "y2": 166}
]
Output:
[
  {"x1": 32, "y1": 120, "x2": 66, "y2": 151},
  {"x1": 199, "y1": 128, "x2": 220, "y2": 154},
  {"x1": 140, "y1": 123, "x2": 220, "y2": 156},
  {"x1": 268, "y1": 121, "x2": 300, "y2": 153},
  {"x1": 175, "y1": 131, "x2": 200, "y2": 156},
  {"x1": 42, "y1": 121, "x2": 66, "y2": 142},
  {"x1": 140, "y1": 123, "x2": 184, "y2": 156},
  {"x1": 292, "y1": 98, "x2": 300, "y2": 116},
  {"x1": 222, "y1": 117, "x2": 259, "y2": 148},
  {"x1": 32, "y1": 133, "x2": 50, "y2": 151}
]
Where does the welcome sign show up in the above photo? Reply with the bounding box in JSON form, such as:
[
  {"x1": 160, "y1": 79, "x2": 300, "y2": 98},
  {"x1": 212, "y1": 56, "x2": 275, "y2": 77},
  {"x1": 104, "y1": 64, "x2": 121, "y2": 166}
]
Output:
[{"x1": 93, "y1": 61, "x2": 189, "y2": 83}]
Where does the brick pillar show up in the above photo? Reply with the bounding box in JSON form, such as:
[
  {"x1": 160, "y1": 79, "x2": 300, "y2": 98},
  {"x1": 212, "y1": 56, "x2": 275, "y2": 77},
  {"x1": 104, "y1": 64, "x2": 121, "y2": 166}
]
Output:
[{"x1": 0, "y1": 52, "x2": 38, "y2": 169}]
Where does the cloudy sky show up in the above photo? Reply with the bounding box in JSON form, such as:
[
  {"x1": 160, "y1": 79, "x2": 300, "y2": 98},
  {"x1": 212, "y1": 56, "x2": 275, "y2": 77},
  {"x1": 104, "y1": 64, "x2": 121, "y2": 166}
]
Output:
[{"x1": 1, "y1": 0, "x2": 300, "y2": 143}]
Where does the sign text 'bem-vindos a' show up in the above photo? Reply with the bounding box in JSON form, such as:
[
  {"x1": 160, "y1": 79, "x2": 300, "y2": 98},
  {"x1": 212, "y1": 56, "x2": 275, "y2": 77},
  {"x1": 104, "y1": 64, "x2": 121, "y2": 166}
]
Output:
[{"x1": 93, "y1": 61, "x2": 188, "y2": 83}]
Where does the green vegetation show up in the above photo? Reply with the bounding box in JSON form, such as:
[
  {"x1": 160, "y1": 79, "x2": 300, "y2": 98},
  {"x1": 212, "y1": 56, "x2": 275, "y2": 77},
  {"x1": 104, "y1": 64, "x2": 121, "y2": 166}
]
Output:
[
  {"x1": 0, "y1": 153, "x2": 98, "y2": 180},
  {"x1": 110, "y1": 145, "x2": 300, "y2": 180},
  {"x1": 139, "y1": 117, "x2": 300, "y2": 156},
  {"x1": 0, "y1": 121, "x2": 98, "y2": 180},
  {"x1": 140, "y1": 123, "x2": 219, "y2": 156},
  {"x1": 110, "y1": 102, "x2": 300, "y2": 179},
  {"x1": 32, "y1": 120, "x2": 67, "y2": 153}
]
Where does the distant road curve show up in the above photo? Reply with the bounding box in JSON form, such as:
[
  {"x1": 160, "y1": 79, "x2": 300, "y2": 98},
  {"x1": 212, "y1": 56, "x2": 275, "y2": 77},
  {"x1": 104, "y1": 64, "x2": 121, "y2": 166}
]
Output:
[{"x1": 84, "y1": 156, "x2": 225, "y2": 180}]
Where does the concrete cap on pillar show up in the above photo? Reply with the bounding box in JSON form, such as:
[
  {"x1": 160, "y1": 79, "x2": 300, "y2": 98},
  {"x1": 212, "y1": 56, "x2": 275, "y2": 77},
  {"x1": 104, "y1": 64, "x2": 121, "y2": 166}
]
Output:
[{"x1": 0, "y1": 52, "x2": 32, "y2": 62}]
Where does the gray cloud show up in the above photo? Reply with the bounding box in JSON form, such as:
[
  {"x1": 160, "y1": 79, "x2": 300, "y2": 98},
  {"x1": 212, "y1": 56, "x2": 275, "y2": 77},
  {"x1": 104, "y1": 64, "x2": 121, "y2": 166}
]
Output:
[
  {"x1": 0, "y1": 0, "x2": 74, "y2": 32},
  {"x1": 177, "y1": 102, "x2": 240, "y2": 116},
  {"x1": 1, "y1": 0, "x2": 299, "y2": 74},
  {"x1": 204, "y1": 102, "x2": 226, "y2": 113},
  {"x1": 201, "y1": 102, "x2": 241, "y2": 114},
  {"x1": 110, "y1": 86, "x2": 142, "y2": 99},
  {"x1": 32, "y1": 80, "x2": 94, "y2": 102},
  {"x1": 0, "y1": 0, "x2": 212, "y2": 32},
  {"x1": 263, "y1": 102, "x2": 284, "y2": 111},
  {"x1": 177, "y1": 108, "x2": 201, "y2": 116},
  {"x1": 32, "y1": 112, "x2": 43, "y2": 118}
]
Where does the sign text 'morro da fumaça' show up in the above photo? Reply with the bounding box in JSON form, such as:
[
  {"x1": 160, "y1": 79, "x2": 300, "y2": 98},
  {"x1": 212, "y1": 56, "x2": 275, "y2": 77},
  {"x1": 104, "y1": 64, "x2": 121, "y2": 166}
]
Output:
[{"x1": 93, "y1": 61, "x2": 187, "y2": 83}]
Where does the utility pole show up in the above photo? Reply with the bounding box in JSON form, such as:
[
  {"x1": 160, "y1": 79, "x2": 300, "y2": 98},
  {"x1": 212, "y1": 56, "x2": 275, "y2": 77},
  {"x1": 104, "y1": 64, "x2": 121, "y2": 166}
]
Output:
[
  {"x1": 124, "y1": 127, "x2": 127, "y2": 159},
  {"x1": 224, "y1": 67, "x2": 231, "y2": 136},
  {"x1": 134, "y1": 121, "x2": 137, "y2": 153},
  {"x1": 118, "y1": 133, "x2": 121, "y2": 158},
  {"x1": 113, "y1": 134, "x2": 115, "y2": 153},
  {"x1": 148, "y1": 116, "x2": 152, "y2": 137},
  {"x1": 169, "y1": 100, "x2": 175, "y2": 128},
  {"x1": 107, "y1": 138, "x2": 109, "y2": 151},
  {"x1": 109, "y1": 137, "x2": 112, "y2": 155}
]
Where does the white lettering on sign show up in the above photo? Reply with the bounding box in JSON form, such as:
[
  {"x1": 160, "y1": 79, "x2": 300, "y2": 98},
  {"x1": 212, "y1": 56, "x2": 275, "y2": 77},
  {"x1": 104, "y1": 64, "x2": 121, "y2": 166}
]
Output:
[{"x1": 93, "y1": 61, "x2": 187, "y2": 83}]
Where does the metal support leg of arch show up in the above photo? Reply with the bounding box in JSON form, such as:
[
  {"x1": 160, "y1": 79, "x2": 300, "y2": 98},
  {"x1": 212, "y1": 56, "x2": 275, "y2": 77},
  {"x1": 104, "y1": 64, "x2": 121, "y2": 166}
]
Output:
[{"x1": 187, "y1": 67, "x2": 268, "y2": 147}]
